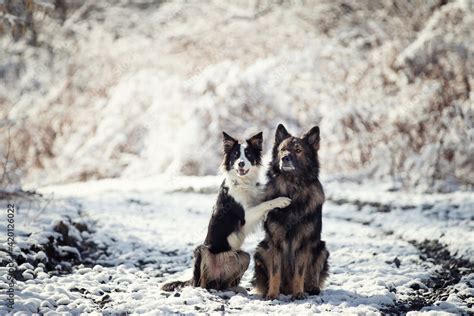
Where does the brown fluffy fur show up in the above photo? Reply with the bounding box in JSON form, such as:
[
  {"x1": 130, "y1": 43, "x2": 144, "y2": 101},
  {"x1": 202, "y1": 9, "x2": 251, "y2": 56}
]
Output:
[
  {"x1": 162, "y1": 245, "x2": 250, "y2": 291},
  {"x1": 194, "y1": 245, "x2": 250, "y2": 290},
  {"x1": 253, "y1": 124, "x2": 329, "y2": 300}
]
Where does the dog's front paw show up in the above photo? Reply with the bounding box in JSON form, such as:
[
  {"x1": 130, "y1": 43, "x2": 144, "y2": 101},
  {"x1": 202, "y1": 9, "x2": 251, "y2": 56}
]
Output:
[
  {"x1": 307, "y1": 287, "x2": 320, "y2": 296},
  {"x1": 292, "y1": 292, "x2": 307, "y2": 300},
  {"x1": 269, "y1": 197, "x2": 291, "y2": 209},
  {"x1": 265, "y1": 292, "x2": 280, "y2": 300}
]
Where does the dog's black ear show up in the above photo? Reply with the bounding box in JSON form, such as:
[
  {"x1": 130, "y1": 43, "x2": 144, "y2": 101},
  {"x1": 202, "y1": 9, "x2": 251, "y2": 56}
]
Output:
[
  {"x1": 275, "y1": 124, "x2": 291, "y2": 146},
  {"x1": 223, "y1": 132, "x2": 237, "y2": 153},
  {"x1": 247, "y1": 132, "x2": 263, "y2": 151},
  {"x1": 303, "y1": 126, "x2": 320, "y2": 151}
]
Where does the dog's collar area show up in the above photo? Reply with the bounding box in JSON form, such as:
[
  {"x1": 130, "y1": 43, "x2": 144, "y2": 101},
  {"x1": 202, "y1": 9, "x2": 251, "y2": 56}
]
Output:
[{"x1": 230, "y1": 179, "x2": 259, "y2": 189}]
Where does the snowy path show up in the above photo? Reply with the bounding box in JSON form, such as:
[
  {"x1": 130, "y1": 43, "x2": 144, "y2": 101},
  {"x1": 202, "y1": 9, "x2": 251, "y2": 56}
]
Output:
[{"x1": 2, "y1": 177, "x2": 473, "y2": 314}]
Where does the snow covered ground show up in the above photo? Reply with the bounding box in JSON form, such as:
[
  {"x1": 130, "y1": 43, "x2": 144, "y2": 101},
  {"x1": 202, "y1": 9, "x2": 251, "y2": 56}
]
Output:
[{"x1": 1, "y1": 176, "x2": 472, "y2": 314}]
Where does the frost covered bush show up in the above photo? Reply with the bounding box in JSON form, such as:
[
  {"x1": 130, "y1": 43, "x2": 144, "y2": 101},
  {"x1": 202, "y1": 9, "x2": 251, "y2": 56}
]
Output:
[{"x1": 0, "y1": 0, "x2": 472, "y2": 192}]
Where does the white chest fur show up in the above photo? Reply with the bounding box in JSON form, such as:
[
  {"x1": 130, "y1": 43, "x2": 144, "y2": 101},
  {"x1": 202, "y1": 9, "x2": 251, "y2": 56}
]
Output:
[
  {"x1": 224, "y1": 173, "x2": 265, "y2": 250},
  {"x1": 227, "y1": 182, "x2": 261, "y2": 209},
  {"x1": 224, "y1": 169, "x2": 262, "y2": 208}
]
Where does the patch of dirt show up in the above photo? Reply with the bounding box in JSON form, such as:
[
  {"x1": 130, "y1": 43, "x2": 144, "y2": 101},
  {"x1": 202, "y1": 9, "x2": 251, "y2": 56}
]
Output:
[
  {"x1": 328, "y1": 197, "x2": 419, "y2": 213},
  {"x1": 3, "y1": 217, "x2": 100, "y2": 281},
  {"x1": 0, "y1": 195, "x2": 106, "y2": 282},
  {"x1": 381, "y1": 239, "x2": 473, "y2": 313}
]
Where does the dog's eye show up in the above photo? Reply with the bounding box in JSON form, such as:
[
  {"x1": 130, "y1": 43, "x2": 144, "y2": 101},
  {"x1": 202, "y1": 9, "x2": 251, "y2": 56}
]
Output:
[
  {"x1": 234, "y1": 152, "x2": 239, "y2": 157},
  {"x1": 295, "y1": 148, "x2": 302, "y2": 154}
]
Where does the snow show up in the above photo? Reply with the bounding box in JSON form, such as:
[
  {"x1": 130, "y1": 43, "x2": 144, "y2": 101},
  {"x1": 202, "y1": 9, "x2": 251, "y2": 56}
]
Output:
[
  {"x1": 1, "y1": 176, "x2": 472, "y2": 314},
  {"x1": 324, "y1": 180, "x2": 474, "y2": 260}
]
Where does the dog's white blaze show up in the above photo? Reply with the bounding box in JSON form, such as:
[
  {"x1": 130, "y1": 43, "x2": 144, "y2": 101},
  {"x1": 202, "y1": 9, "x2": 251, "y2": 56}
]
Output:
[
  {"x1": 233, "y1": 143, "x2": 251, "y2": 171},
  {"x1": 240, "y1": 143, "x2": 250, "y2": 166},
  {"x1": 279, "y1": 150, "x2": 290, "y2": 170}
]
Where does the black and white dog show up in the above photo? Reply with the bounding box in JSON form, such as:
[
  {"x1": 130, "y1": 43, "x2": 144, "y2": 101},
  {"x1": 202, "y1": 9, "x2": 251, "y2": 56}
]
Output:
[{"x1": 162, "y1": 131, "x2": 291, "y2": 291}]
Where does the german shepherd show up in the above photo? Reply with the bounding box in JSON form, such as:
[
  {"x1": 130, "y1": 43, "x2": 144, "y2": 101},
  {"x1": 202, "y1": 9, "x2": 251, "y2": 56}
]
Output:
[
  {"x1": 253, "y1": 124, "x2": 329, "y2": 300},
  {"x1": 162, "y1": 131, "x2": 291, "y2": 292}
]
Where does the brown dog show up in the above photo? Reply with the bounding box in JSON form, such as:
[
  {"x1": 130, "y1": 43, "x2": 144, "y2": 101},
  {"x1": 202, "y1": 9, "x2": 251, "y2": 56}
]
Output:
[{"x1": 253, "y1": 124, "x2": 329, "y2": 300}]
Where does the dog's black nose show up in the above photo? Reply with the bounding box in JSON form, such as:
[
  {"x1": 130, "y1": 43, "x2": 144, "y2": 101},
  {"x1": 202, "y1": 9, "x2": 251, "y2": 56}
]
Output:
[
  {"x1": 282, "y1": 156, "x2": 290, "y2": 163},
  {"x1": 238, "y1": 161, "x2": 245, "y2": 167}
]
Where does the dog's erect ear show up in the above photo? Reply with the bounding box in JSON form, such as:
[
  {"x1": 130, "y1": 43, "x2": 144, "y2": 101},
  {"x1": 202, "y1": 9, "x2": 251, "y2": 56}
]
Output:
[
  {"x1": 275, "y1": 124, "x2": 291, "y2": 146},
  {"x1": 303, "y1": 126, "x2": 320, "y2": 151},
  {"x1": 223, "y1": 132, "x2": 237, "y2": 153},
  {"x1": 247, "y1": 132, "x2": 263, "y2": 151}
]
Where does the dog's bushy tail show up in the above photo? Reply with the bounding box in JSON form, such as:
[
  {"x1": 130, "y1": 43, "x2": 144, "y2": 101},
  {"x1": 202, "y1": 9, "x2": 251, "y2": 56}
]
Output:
[{"x1": 161, "y1": 280, "x2": 191, "y2": 291}]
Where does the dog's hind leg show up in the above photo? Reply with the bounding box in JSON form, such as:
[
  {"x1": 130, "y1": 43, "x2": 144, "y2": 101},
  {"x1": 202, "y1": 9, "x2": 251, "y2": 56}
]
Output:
[
  {"x1": 227, "y1": 250, "x2": 250, "y2": 288},
  {"x1": 192, "y1": 245, "x2": 206, "y2": 287},
  {"x1": 252, "y1": 240, "x2": 270, "y2": 296},
  {"x1": 224, "y1": 250, "x2": 250, "y2": 294},
  {"x1": 317, "y1": 245, "x2": 330, "y2": 289},
  {"x1": 305, "y1": 241, "x2": 330, "y2": 295},
  {"x1": 197, "y1": 247, "x2": 250, "y2": 290}
]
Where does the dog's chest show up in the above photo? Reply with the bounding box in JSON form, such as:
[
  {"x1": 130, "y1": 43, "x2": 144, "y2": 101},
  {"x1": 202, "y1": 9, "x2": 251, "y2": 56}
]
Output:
[
  {"x1": 267, "y1": 207, "x2": 302, "y2": 227},
  {"x1": 265, "y1": 192, "x2": 321, "y2": 233},
  {"x1": 227, "y1": 184, "x2": 260, "y2": 209}
]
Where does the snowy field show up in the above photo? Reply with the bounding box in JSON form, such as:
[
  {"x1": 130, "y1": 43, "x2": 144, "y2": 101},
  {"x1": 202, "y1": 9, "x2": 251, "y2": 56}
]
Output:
[{"x1": 1, "y1": 176, "x2": 472, "y2": 314}]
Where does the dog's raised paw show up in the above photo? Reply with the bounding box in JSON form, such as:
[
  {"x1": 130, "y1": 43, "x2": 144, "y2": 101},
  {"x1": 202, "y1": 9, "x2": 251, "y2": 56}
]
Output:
[{"x1": 269, "y1": 197, "x2": 291, "y2": 209}]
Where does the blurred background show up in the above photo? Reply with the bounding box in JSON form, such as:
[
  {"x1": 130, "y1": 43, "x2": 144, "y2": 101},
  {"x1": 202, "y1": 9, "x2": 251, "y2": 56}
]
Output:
[{"x1": 1, "y1": 0, "x2": 473, "y2": 193}]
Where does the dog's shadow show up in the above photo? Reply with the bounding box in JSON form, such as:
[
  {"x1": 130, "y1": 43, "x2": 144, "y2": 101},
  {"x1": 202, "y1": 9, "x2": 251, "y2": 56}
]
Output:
[{"x1": 226, "y1": 288, "x2": 395, "y2": 310}]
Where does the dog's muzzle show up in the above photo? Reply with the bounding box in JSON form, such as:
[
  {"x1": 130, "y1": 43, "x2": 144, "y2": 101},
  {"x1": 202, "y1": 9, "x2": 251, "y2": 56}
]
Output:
[
  {"x1": 280, "y1": 155, "x2": 295, "y2": 171},
  {"x1": 237, "y1": 168, "x2": 249, "y2": 176}
]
